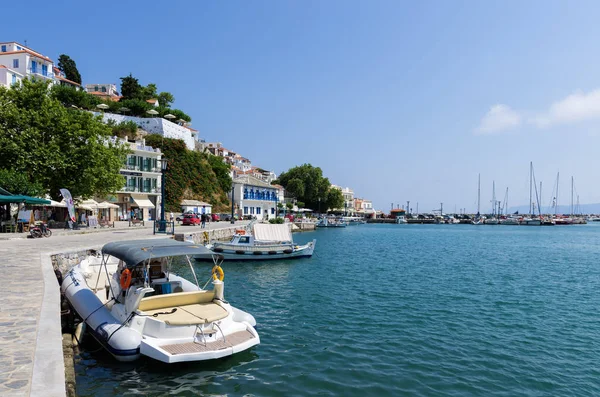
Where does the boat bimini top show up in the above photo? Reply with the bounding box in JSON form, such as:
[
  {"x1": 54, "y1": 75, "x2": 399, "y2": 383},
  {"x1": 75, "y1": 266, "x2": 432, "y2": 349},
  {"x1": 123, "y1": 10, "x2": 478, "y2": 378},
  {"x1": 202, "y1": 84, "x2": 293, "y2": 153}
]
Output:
[{"x1": 102, "y1": 239, "x2": 220, "y2": 268}]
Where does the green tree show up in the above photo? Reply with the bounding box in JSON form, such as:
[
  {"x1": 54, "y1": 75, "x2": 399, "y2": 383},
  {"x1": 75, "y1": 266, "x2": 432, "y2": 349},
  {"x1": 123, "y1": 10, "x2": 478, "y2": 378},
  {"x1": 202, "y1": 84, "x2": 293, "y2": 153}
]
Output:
[
  {"x1": 325, "y1": 188, "x2": 344, "y2": 211},
  {"x1": 57, "y1": 54, "x2": 82, "y2": 85},
  {"x1": 145, "y1": 135, "x2": 232, "y2": 211},
  {"x1": 120, "y1": 74, "x2": 142, "y2": 100},
  {"x1": 141, "y1": 83, "x2": 157, "y2": 100},
  {"x1": 0, "y1": 169, "x2": 44, "y2": 196},
  {"x1": 0, "y1": 80, "x2": 129, "y2": 200},
  {"x1": 157, "y1": 91, "x2": 175, "y2": 108},
  {"x1": 51, "y1": 84, "x2": 100, "y2": 110},
  {"x1": 274, "y1": 164, "x2": 337, "y2": 211}
]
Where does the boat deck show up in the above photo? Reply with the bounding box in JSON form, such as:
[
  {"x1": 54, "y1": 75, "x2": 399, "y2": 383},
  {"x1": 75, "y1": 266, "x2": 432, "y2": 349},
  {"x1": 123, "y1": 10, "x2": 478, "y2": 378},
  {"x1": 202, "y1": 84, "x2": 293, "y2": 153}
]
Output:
[{"x1": 161, "y1": 329, "x2": 256, "y2": 355}]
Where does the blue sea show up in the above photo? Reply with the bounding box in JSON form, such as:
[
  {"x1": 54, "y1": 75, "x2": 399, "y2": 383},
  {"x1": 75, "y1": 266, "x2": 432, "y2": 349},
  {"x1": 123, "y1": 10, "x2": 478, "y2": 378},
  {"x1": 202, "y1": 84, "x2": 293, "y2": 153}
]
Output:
[{"x1": 75, "y1": 224, "x2": 600, "y2": 396}]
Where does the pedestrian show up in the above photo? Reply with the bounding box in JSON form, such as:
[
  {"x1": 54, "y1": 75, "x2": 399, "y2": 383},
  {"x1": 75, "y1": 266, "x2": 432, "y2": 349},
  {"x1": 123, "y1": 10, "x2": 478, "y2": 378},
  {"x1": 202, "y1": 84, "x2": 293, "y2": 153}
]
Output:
[
  {"x1": 170, "y1": 211, "x2": 174, "y2": 223},
  {"x1": 201, "y1": 213, "x2": 206, "y2": 228}
]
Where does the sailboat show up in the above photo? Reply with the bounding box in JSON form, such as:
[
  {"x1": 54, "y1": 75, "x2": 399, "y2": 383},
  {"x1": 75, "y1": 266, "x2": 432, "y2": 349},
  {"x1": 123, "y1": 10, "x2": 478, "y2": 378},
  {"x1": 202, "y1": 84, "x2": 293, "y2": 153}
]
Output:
[
  {"x1": 521, "y1": 162, "x2": 541, "y2": 226},
  {"x1": 485, "y1": 181, "x2": 499, "y2": 224},
  {"x1": 472, "y1": 174, "x2": 483, "y2": 225}
]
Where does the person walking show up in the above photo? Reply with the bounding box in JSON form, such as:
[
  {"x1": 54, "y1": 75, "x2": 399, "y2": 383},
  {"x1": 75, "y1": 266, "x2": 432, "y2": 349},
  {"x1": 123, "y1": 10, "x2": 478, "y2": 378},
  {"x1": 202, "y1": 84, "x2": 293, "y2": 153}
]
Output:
[
  {"x1": 201, "y1": 213, "x2": 206, "y2": 228},
  {"x1": 170, "y1": 211, "x2": 174, "y2": 223}
]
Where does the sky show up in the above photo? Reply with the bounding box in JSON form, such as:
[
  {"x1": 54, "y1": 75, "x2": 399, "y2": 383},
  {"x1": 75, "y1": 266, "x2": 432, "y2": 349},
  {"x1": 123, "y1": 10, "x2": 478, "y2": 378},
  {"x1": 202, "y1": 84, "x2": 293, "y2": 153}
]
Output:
[{"x1": 3, "y1": 1, "x2": 600, "y2": 213}]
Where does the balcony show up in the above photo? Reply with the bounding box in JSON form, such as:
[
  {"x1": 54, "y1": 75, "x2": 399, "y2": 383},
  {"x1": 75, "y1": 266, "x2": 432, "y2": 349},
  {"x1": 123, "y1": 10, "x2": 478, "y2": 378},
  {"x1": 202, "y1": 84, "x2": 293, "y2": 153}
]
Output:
[
  {"x1": 120, "y1": 186, "x2": 160, "y2": 194},
  {"x1": 123, "y1": 164, "x2": 161, "y2": 173},
  {"x1": 27, "y1": 68, "x2": 53, "y2": 80}
]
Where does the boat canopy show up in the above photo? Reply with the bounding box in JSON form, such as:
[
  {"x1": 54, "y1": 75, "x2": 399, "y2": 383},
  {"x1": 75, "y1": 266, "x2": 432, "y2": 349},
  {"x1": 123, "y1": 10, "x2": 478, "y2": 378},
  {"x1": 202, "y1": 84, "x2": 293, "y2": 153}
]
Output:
[
  {"x1": 253, "y1": 223, "x2": 292, "y2": 243},
  {"x1": 102, "y1": 239, "x2": 214, "y2": 268}
]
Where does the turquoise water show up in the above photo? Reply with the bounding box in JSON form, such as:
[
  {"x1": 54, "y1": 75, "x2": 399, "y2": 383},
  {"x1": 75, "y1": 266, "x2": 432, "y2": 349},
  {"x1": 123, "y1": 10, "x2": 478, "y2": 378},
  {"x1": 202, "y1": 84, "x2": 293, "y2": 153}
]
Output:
[{"x1": 75, "y1": 224, "x2": 600, "y2": 396}]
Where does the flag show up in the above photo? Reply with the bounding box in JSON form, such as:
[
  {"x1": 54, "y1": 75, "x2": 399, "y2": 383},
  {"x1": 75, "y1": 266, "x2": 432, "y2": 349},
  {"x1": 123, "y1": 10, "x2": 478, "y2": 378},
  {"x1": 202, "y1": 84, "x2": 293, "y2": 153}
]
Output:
[{"x1": 60, "y1": 188, "x2": 76, "y2": 222}]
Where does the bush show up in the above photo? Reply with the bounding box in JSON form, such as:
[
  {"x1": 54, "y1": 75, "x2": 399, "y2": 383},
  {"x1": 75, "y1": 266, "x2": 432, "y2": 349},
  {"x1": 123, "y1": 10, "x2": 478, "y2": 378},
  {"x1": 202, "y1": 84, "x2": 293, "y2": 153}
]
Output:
[{"x1": 269, "y1": 217, "x2": 284, "y2": 224}]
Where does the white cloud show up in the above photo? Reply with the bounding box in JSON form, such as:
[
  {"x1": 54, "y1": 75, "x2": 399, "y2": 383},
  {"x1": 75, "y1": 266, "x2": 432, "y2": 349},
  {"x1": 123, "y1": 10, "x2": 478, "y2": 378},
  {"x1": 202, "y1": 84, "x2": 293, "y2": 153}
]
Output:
[
  {"x1": 474, "y1": 104, "x2": 521, "y2": 134},
  {"x1": 529, "y1": 89, "x2": 600, "y2": 128}
]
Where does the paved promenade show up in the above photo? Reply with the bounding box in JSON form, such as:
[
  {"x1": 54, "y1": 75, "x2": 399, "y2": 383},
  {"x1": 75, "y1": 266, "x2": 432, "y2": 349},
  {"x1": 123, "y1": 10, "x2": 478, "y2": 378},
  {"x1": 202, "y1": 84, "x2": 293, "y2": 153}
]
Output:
[{"x1": 0, "y1": 220, "x2": 246, "y2": 396}]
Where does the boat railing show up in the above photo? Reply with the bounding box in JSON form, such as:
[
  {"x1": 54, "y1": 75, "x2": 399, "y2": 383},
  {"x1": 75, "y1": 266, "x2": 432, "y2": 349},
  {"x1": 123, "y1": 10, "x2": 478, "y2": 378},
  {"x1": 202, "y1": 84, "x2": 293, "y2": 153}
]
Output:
[{"x1": 213, "y1": 242, "x2": 295, "y2": 252}]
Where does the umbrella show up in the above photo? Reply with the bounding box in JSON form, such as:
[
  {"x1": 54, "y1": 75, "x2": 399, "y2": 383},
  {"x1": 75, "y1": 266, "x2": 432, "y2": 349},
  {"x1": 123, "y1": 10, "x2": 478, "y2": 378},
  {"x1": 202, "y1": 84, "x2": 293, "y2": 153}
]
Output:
[
  {"x1": 97, "y1": 201, "x2": 119, "y2": 209},
  {"x1": 164, "y1": 114, "x2": 176, "y2": 120},
  {"x1": 147, "y1": 109, "x2": 159, "y2": 117},
  {"x1": 119, "y1": 107, "x2": 130, "y2": 113},
  {"x1": 96, "y1": 103, "x2": 109, "y2": 110}
]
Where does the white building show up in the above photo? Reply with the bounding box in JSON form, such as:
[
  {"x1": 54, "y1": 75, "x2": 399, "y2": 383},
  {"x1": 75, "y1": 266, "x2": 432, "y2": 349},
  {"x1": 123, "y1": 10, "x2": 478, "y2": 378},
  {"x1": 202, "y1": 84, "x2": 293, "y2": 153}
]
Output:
[
  {"x1": 180, "y1": 200, "x2": 212, "y2": 215},
  {"x1": 98, "y1": 113, "x2": 197, "y2": 150},
  {"x1": 85, "y1": 83, "x2": 120, "y2": 101},
  {"x1": 108, "y1": 136, "x2": 163, "y2": 221},
  {"x1": 331, "y1": 185, "x2": 355, "y2": 214},
  {"x1": 0, "y1": 64, "x2": 23, "y2": 88},
  {"x1": 230, "y1": 175, "x2": 279, "y2": 221},
  {"x1": 0, "y1": 42, "x2": 55, "y2": 86}
]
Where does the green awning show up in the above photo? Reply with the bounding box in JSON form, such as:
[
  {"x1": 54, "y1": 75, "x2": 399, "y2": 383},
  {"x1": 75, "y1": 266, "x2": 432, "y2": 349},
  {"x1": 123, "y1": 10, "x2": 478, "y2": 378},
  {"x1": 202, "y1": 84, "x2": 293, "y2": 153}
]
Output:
[{"x1": 0, "y1": 194, "x2": 51, "y2": 205}]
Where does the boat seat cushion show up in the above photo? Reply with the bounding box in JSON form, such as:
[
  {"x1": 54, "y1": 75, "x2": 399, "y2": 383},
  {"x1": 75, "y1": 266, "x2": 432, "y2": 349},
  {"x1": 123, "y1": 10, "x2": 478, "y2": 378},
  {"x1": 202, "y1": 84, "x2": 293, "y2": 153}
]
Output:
[
  {"x1": 138, "y1": 290, "x2": 215, "y2": 312},
  {"x1": 140, "y1": 303, "x2": 228, "y2": 325},
  {"x1": 179, "y1": 303, "x2": 229, "y2": 323}
]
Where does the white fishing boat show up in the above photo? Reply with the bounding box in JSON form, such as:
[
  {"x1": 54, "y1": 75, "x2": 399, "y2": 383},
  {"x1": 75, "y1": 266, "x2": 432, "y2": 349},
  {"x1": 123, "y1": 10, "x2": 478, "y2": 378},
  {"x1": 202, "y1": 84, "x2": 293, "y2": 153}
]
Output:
[
  {"x1": 61, "y1": 239, "x2": 260, "y2": 363},
  {"x1": 195, "y1": 223, "x2": 316, "y2": 261},
  {"x1": 484, "y1": 218, "x2": 499, "y2": 225},
  {"x1": 396, "y1": 215, "x2": 408, "y2": 224},
  {"x1": 521, "y1": 217, "x2": 541, "y2": 226},
  {"x1": 316, "y1": 217, "x2": 347, "y2": 227}
]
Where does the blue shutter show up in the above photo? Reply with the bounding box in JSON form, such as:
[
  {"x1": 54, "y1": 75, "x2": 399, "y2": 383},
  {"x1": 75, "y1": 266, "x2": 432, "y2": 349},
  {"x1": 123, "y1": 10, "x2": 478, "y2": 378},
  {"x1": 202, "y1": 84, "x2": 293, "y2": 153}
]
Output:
[{"x1": 31, "y1": 60, "x2": 37, "y2": 73}]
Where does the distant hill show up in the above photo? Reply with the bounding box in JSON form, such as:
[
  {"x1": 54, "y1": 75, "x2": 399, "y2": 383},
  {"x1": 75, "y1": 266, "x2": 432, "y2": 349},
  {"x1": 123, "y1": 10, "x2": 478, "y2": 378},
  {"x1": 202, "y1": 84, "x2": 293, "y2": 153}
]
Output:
[{"x1": 506, "y1": 203, "x2": 600, "y2": 215}]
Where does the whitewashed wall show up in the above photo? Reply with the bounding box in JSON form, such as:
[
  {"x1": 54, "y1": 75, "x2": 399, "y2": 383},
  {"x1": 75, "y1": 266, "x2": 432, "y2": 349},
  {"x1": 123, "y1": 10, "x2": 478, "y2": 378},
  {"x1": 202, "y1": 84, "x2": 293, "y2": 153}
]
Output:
[{"x1": 97, "y1": 113, "x2": 195, "y2": 150}]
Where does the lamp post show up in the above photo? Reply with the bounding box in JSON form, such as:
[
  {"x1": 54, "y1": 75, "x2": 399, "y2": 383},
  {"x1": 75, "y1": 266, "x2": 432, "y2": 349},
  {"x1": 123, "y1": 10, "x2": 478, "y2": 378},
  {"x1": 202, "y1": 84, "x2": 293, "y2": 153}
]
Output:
[
  {"x1": 159, "y1": 158, "x2": 167, "y2": 232},
  {"x1": 344, "y1": 201, "x2": 347, "y2": 217},
  {"x1": 230, "y1": 185, "x2": 235, "y2": 224}
]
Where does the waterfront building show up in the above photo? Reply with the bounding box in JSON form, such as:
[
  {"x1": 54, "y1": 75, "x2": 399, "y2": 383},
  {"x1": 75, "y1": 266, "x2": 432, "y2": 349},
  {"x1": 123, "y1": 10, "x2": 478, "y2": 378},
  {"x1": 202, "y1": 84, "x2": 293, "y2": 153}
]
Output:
[
  {"x1": 231, "y1": 175, "x2": 279, "y2": 221},
  {"x1": 0, "y1": 41, "x2": 55, "y2": 87},
  {"x1": 85, "y1": 83, "x2": 121, "y2": 101},
  {"x1": 180, "y1": 199, "x2": 212, "y2": 215},
  {"x1": 108, "y1": 136, "x2": 162, "y2": 221},
  {"x1": 98, "y1": 113, "x2": 197, "y2": 150},
  {"x1": 331, "y1": 185, "x2": 355, "y2": 215}
]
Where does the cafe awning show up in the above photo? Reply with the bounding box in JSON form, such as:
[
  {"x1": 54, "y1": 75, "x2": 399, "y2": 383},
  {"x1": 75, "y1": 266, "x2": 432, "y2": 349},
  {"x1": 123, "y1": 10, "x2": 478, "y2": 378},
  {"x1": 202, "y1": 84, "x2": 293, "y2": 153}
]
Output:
[
  {"x1": 0, "y1": 194, "x2": 51, "y2": 205},
  {"x1": 131, "y1": 194, "x2": 155, "y2": 208}
]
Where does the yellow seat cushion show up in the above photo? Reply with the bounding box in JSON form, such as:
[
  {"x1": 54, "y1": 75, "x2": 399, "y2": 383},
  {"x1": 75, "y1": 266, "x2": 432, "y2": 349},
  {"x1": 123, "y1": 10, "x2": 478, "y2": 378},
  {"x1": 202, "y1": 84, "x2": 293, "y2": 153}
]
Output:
[
  {"x1": 139, "y1": 290, "x2": 215, "y2": 312},
  {"x1": 179, "y1": 303, "x2": 229, "y2": 323},
  {"x1": 141, "y1": 306, "x2": 205, "y2": 325}
]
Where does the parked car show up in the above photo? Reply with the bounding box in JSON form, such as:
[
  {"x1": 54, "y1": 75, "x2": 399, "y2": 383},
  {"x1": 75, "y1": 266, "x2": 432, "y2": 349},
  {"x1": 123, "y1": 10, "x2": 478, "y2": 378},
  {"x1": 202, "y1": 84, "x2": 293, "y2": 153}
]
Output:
[
  {"x1": 181, "y1": 213, "x2": 201, "y2": 226},
  {"x1": 211, "y1": 213, "x2": 220, "y2": 222}
]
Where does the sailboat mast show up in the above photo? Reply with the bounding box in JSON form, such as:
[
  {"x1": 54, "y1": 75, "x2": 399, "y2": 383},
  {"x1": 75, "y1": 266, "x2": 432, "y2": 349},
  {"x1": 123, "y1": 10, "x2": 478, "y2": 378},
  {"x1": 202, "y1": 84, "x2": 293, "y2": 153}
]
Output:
[
  {"x1": 529, "y1": 162, "x2": 533, "y2": 215},
  {"x1": 556, "y1": 172, "x2": 560, "y2": 216},
  {"x1": 477, "y1": 174, "x2": 481, "y2": 215},
  {"x1": 571, "y1": 176, "x2": 574, "y2": 216},
  {"x1": 492, "y1": 181, "x2": 495, "y2": 216},
  {"x1": 540, "y1": 181, "x2": 542, "y2": 215},
  {"x1": 506, "y1": 187, "x2": 509, "y2": 216}
]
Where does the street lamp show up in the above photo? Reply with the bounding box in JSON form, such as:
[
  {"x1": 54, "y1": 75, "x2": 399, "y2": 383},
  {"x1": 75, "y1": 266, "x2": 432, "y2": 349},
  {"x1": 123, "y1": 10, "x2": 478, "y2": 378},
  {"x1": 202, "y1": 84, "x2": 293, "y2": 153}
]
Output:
[
  {"x1": 159, "y1": 158, "x2": 168, "y2": 232},
  {"x1": 230, "y1": 185, "x2": 235, "y2": 224}
]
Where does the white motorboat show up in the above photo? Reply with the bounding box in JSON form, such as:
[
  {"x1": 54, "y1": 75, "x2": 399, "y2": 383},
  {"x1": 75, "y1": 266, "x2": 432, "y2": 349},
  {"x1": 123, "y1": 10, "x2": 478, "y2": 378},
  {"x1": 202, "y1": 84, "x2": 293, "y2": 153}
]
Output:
[
  {"x1": 396, "y1": 216, "x2": 408, "y2": 224},
  {"x1": 196, "y1": 223, "x2": 316, "y2": 261},
  {"x1": 499, "y1": 217, "x2": 520, "y2": 225},
  {"x1": 521, "y1": 217, "x2": 541, "y2": 226},
  {"x1": 316, "y1": 217, "x2": 347, "y2": 227},
  {"x1": 61, "y1": 239, "x2": 260, "y2": 363},
  {"x1": 484, "y1": 217, "x2": 499, "y2": 225}
]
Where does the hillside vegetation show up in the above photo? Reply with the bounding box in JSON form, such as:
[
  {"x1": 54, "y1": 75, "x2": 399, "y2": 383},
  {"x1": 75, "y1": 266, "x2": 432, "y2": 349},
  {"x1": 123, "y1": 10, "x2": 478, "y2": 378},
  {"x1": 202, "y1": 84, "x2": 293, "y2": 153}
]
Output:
[{"x1": 144, "y1": 135, "x2": 232, "y2": 212}]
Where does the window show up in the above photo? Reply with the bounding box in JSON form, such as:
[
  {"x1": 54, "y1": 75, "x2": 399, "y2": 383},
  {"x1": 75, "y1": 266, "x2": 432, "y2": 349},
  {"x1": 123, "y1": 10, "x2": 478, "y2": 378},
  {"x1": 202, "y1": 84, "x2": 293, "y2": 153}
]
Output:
[
  {"x1": 94, "y1": 86, "x2": 99, "y2": 92},
  {"x1": 239, "y1": 237, "x2": 250, "y2": 244},
  {"x1": 101, "y1": 86, "x2": 107, "y2": 92},
  {"x1": 256, "y1": 207, "x2": 261, "y2": 215},
  {"x1": 138, "y1": 177, "x2": 143, "y2": 192},
  {"x1": 41, "y1": 64, "x2": 47, "y2": 77},
  {"x1": 128, "y1": 178, "x2": 136, "y2": 191},
  {"x1": 16, "y1": 46, "x2": 21, "y2": 50},
  {"x1": 11, "y1": 74, "x2": 16, "y2": 85},
  {"x1": 271, "y1": 208, "x2": 275, "y2": 215},
  {"x1": 1, "y1": 45, "x2": 6, "y2": 52},
  {"x1": 13, "y1": 59, "x2": 18, "y2": 68},
  {"x1": 244, "y1": 207, "x2": 248, "y2": 214},
  {"x1": 152, "y1": 178, "x2": 157, "y2": 191},
  {"x1": 250, "y1": 207, "x2": 255, "y2": 214},
  {"x1": 244, "y1": 188, "x2": 248, "y2": 199},
  {"x1": 31, "y1": 60, "x2": 37, "y2": 73}
]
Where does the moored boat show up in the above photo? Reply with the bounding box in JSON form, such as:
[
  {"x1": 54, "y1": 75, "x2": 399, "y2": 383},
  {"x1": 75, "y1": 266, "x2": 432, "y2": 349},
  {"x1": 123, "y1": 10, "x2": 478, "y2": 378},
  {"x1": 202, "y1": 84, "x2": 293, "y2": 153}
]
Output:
[
  {"x1": 196, "y1": 223, "x2": 316, "y2": 261},
  {"x1": 61, "y1": 239, "x2": 260, "y2": 363}
]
